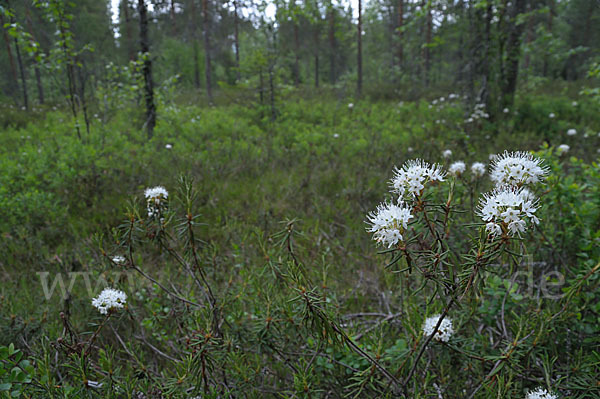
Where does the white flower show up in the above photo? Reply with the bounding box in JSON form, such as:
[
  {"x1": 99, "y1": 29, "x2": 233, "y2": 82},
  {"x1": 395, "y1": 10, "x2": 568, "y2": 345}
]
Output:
[
  {"x1": 489, "y1": 151, "x2": 548, "y2": 187},
  {"x1": 366, "y1": 202, "x2": 413, "y2": 248},
  {"x1": 478, "y1": 186, "x2": 540, "y2": 237},
  {"x1": 567, "y1": 128, "x2": 577, "y2": 136},
  {"x1": 526, "y1": 387, "x2": 558, "y2": 399},
  {"x1": 348, "y1": 103, "x2": 354, "y2": 109},
  {"x1": 503, "y1": 108, "x2": 509, "y2": 113},
  {"x1": 112, "y1": 256, "x2": 126, "y2": 265},
  {"x1": 449, "y1": 161, "x2": 466, "y2": 177},
  {"x1": 556, "y1": 144, "x2": 569, "y2": 155},
  {"x1": 333, "y1": 133, "x2": 340, "y2": 138},
  {"x1": 471, "y1": 162, "x2": 486, "y2": 177},
  {"x1": 572, "y1": 101, "x2": 578, "y2": 107},
  {"x1": 165, "y1": 144, "x2": 172, "y2": 149},
  {"x1": 390, "y1": 159, "x2": 446, "y2": 197},
  {"x1": 92, "y1": 288, "x2": 127, "y2": 315},
  {"x1": 145, "y1": 186, "x2": 168, "y2": 217},
  {"x1": 423, "y1": 315, "x2": 454, "y2": 342},
  {"x1": 442, "y1": 149, "x2": 452, "y2": 159},
  {"x1": 548, "y1": 113, "x2": 555, "y2": 119}
]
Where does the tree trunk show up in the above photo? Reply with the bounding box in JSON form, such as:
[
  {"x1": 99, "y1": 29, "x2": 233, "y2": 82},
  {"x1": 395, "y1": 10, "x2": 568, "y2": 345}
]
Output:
[
  {"x1": 294, "y1": 23, "x2": 300, "y2": 86},
  {"x1": 357, "y1": 0, "x2": 362, "y2": 95},
  {"x1": 138, "y1": 0, "x2": 156, "y2": 138},
  {"x1": 328, "y1": 4, "x2": 335, "y2": 83},
  {"x1": 0, "y1": 13, "x2": 18, "y2": 101},
  {"x1": 190, "y1": 0, "x2": 200, "y2": 88},
  {"x1": 25, "y1": 4, "x2": 44, "y2": 104},
  {"x1": 314, "y1": 28, "x2": 319, "y2": 88},
  {"x1": 170, "y1": 0, "x2": 177, "y2": 35},
  {"x1": 259, "y1": 67, "x2": 264, "y2": 104},
  {"x1": 269, "y1": 65, "x2": 276, "y2": 120},
  {"x1": 14, "y1": 34, "x2": 28, "y2": 110},
  {"x1": 122, "y1": 0, "x2": 135, "y2": 60},
  {"x1": 423, "y1": 0, "x2": 432, "y2": 86},
  {"x1": 234, "y1": 0, "x2": 240, "y2": 82},
  {"x1": 543, "y1": 0, "x2": 553, "y2": 76},
  {"x1": 397, "y1": 0, "x2": 403, "y2": 66},
  {"x1": 202, "y1": 0, "x2": 213, "y2": 103},
  {"x1": 502, "y1": 0, "x2": 527, "y2": 107}
]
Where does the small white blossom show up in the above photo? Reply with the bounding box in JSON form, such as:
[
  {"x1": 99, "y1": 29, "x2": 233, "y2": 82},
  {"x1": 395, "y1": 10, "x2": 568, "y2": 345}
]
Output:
[
  {"x1": 471, "y1": 162, "x2": 486, "y2": 178},
  {"x1": 348, "y1": 103, "x2": 354, "y2": 110},
  {"x1": 112, "y1": 256, "x2": 126, "y2": 265},
  {"x1": 490, "y1": 151, "x2": 548, "y2": 187},
  {"x1": 165, "y1": 144, "x2": 172, "y2": 149},
  {"x1": 449, "y1": 161, "x2": 466, "y2": 177},
  {"x1": 503, "y1": 107, "x2": 509, "y2": 113},
  {"x1": 442, "y1": 149, "x2": 452, "y2": 159},
  {"x1": 567, "y1": 128, "x2": 577, "y2": 136},
  {"x1": 422, "y1": 315, "x2": 454, "y2": 342},
  {"x1": 390, "y1": 159, "x2": 446, "y2": 197},
  {"x1": 556, "y1": 144, "x2": 569, "y2": 155},
  {"x1": 548, "y1": 113, "x2": 555, "y2": 119},
  {"x1": 366, "y1": 202, "x2": 413, "y2": 248},
  {"x1": 572, "y1": 101, "x2": 578, "y2": 107},
  {"x1": 478, "y1": 186, "x2": 540, "y2": 237},
  {"x1": 526, "y1": 387, "x2": 558, "y2": 399},
  {"x1": 92, "y1": 288, "x2": 127, "y2": 315}
]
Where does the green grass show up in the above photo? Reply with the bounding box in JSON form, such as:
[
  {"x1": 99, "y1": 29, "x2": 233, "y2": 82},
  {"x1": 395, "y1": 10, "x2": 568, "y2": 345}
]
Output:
[{"x1": 0, "y1": 92, "x2": 599, "y2": 398}]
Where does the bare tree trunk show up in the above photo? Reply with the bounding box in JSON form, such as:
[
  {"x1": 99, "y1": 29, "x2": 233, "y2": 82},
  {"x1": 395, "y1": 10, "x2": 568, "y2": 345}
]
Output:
[
  {"x1": 234, "y1": 0, "x2": 240, "y2": 82},
  {"x1": 122, "y1": 0, "x2": 135, "y2": 60},
  {"x1": 190, "y1": 0, "x2": 200, "y2": 88},
  {"x1": 357, "y1": 0, "x2": 362, "y2": 95},
  {"x1": 0, "y1": 13, "x2": 18, "y2": 101},
  {"x1": 170, "y1": 0, "x2": 177, "y2": 35},
  {"x1": 259, "y1": 67, "x2": 264, "y2": 104},
  {"x1": 76, "y1": 61, "x2": 91, "y2": 135},
  {"x1": 25, "y1": 4, "x2": 44, "y2": 104},
  {"x1": 502, "y1": 0, "x2": 527, "y2": 107},
  {"x1": 202, "y1": 0, "x2": 213, "y2": 103},
  {"x1": 6, "y1": 1, "x2": 29, "y2": 110},
  {"x1": 138, "y1": 0, "x2": 156, "y2": 138},
  {"x1": 522, "y1": 4, "x2": 535, "y2": 76},
  {"x1": 328, "y1": 4, "x2": 335, "y2": 83},
  {"x1": 269, "y1": 65, "x2": 276, "y2": 120},
  {"x1": 543, "y1": 0, "x2": 553, "y2": 76},
  {"x1": 314, "y1": 28, "x2": 319, "y2": 88},
  {"x1": 423, "y1": 0, "x2": 432, "y2": 86},
  {"x1": 397, "y1": 0, "x2": 403, "y2": 66},
  {"x1": 294, "y1": 23, "x2": 300, "y2": 86},
  {"x1": 14, "y1": 34, "x2": 28, "y2": 110}
]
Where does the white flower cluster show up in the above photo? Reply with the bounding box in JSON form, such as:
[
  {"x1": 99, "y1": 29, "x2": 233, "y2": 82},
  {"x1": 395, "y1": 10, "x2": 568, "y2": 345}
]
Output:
[
  {"x1": 422, "y1": 314, "x2": 454, "y2": 342},
  {"x1": 465, "y1": 103, "x2": 489, "y2": 123},
  {"x1": 556, "y1": 144, "x2": 569, "y2": 155},
  {"x1": 92, "y1": 288, "x2": 127, "y2": 315},
  {"x1": 390, "y1": 159, "x2": 446, "y2": 197},
  {"x1": 490, "y1": 151, "x2": 548, "y2": 187},
  {"x1": 449, "y1": 161, "x2": 466, "y2": 177},
  {"x1": 442, "y1": 149, "x2": 452, "y2": 159},
  {"x1": 471, "y1": 162, "x2": 486, "y2": 178},
  {"x1": 567, "y1": 128, "x2": 577, "y2": 136},
  {"x1": 478, "y1": 186, "x2": 539, "y2": 237},
  {"x1": 145, "y1": 186, "x2": 168, "y2": 217},
  {"x1": 366, "y1": 202, "x2": 414, "y2": 248},
  {"x1": 526, "y1": 387, "x2": 558, "y2": 399}
]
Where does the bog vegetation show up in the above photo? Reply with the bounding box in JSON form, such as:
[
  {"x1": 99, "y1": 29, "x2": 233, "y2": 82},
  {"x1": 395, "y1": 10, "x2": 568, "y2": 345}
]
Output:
[{"x1": 0, "y1": 0, "x2": 600, "y2": 398}]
